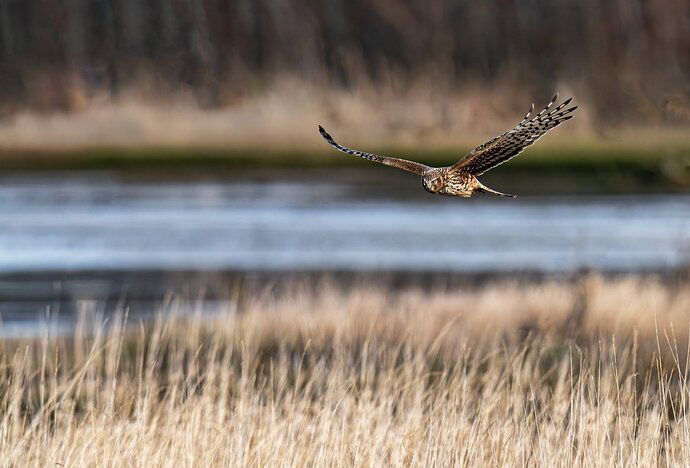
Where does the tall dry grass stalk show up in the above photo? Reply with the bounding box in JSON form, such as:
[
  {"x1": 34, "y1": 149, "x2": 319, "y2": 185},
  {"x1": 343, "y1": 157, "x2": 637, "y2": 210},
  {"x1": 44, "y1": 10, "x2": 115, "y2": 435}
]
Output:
[{"x1": 1, "y1": 274, "x2": 689, "y2": 466}]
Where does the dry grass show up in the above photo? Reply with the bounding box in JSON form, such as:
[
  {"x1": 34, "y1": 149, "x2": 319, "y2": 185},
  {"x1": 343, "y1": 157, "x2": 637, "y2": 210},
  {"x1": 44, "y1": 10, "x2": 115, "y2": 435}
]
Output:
[
  {"x1": 1, "y1": 274, "x2": 690, "y2": 466},
  {"x1": 1, "y1": 80, "x2": 688, "y2": 152}
]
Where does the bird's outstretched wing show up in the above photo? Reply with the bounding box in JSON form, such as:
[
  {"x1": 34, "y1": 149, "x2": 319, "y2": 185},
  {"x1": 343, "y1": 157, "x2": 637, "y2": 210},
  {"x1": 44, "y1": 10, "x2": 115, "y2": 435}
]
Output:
[
  {"x1": 319, "y1": 126, "x2": 430, "y2": 176},
  {"x1": 451, "y1": 95, "x2": 577, "y2": 176}
]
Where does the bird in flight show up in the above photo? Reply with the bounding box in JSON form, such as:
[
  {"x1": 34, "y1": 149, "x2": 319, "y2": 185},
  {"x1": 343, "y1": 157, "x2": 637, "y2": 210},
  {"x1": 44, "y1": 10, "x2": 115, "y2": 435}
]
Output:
[{"x1": 319, "y1": 95, "x2": 577, "y2": 198}]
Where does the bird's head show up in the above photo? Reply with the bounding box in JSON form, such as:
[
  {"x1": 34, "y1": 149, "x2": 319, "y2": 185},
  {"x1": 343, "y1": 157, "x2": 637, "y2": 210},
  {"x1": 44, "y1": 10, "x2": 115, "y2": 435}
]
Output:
[{"x1": 422, "y1": 172, "x2": 444, "y2": 193}]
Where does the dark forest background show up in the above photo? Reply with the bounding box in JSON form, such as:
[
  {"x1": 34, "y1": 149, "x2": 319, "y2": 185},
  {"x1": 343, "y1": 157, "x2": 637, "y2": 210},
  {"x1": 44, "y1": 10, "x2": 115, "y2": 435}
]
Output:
[{"x1": 0, "y1": 0, "x2": 688, "y2": 126}]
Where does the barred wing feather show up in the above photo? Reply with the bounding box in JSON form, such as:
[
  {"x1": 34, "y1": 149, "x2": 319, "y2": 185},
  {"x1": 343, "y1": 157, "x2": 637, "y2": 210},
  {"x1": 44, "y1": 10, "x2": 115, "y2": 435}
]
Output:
[
  {"x1": 318, "y1": 125, "x2": 430, "y2": 176},
  {"x1": 452, "y1": 95, "x2": 577, "y2": 176}
]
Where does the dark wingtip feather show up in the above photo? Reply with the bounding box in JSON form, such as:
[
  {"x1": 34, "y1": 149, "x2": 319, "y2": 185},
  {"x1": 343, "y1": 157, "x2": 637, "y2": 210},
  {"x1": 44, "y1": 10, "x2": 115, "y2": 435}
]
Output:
[
  {"x1": 318, "y1": 125, "x2": 333, "y2": 142},
  {"x1": 537, "y1": 94, "x2": 559, "y2": 116},
  {"x1": 522, "y1": 103, "x2": 535, "y2": 123}
]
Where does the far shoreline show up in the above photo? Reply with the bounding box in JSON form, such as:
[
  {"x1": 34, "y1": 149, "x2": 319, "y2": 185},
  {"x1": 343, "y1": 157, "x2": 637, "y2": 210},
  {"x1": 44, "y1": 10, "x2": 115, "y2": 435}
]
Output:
[{"x1": 0, "y1": 142, "x2": 686, "y2": 194}]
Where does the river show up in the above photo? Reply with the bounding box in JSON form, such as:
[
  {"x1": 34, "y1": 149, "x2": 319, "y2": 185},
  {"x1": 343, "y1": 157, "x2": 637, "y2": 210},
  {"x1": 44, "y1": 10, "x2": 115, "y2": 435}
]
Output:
[
  {"x1": 1, "y1": 170, "x2": 688, "y2": 273},
  {"x1": 0, "y1": 170, "x2": 688, "y2": 337}
]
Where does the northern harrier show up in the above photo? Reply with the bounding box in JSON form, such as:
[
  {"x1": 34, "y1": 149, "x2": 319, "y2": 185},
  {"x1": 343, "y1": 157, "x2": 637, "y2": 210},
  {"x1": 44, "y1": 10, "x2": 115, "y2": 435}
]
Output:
[{"x1": 319, "y1": 95, "x2": 577, "y2": 198}]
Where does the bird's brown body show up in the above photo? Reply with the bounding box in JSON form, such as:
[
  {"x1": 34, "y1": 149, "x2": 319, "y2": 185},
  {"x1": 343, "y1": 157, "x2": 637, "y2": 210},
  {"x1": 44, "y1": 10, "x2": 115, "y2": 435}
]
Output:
[
  {"x1": 422, "y1": 168, "x2": 480, "y2": 198},
  {"x1": 319, "y1": 95, "x2": 577, "y2": 199}
]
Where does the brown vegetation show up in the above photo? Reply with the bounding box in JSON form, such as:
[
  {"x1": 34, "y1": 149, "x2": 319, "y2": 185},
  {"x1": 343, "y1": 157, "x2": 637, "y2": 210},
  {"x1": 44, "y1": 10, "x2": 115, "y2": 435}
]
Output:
[
  {"x1": 0, "y1": 0, "x2": 688, "y2": 127},
  {"x1": 1, "y1": 274, "x2": 690, "y2": 465}
]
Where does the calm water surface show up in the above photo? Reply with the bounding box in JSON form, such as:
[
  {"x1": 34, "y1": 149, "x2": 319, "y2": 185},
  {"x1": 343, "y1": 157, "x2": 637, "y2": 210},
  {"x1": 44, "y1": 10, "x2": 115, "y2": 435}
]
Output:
[
  {"x1": 1, "y1": 171, "x2": 688, "y2": 273},
  {"x1": 1, "y1": 170, "x2": 688, "y2": 337}
]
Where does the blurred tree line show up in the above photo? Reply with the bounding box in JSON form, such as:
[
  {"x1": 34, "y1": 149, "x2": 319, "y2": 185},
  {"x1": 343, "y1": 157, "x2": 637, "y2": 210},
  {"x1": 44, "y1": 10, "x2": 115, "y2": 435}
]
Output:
[{"x1": 0, "y1": 0, "x2": 687, "y2": 124}]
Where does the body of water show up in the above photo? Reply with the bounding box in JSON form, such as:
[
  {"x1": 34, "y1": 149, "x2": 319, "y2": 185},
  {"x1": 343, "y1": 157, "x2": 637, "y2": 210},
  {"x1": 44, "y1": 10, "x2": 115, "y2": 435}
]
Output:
[
  {"x1": 1, "y1": 170, "x2": 688, "y2": 337},
  {"x1": 1, "y1": 171, "x2": 688, "y2": 273}
]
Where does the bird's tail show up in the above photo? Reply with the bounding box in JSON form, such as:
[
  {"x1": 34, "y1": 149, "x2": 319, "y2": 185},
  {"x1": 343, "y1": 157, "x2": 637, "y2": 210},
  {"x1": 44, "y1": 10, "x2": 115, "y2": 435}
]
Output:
[{"x1": 476, "y1": 183, "x2": 516, "y2": 198}]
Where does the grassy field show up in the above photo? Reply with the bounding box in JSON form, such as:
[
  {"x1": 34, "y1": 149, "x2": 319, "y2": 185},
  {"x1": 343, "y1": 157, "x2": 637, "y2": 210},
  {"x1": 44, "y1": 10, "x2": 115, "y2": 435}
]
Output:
[
  {"x1": 1, "y1": 274, "x2": 690, "y2": 466},
  {"x1": 0, "y1": 88, "x2": 687, "y2": 193}
]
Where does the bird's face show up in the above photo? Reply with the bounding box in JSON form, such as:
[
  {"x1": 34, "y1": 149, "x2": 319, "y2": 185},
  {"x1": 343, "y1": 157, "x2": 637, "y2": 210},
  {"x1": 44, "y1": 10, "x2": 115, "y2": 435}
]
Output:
[{"x1": 422, "y1": 173, "x2": 444, "y2": 193}]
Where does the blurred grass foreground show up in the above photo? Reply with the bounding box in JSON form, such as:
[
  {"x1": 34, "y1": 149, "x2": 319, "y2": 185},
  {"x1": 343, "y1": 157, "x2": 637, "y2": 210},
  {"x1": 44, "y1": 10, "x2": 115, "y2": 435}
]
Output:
[{"x1": 2, "y1": 274, "x2": 690, "y2": 465}]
